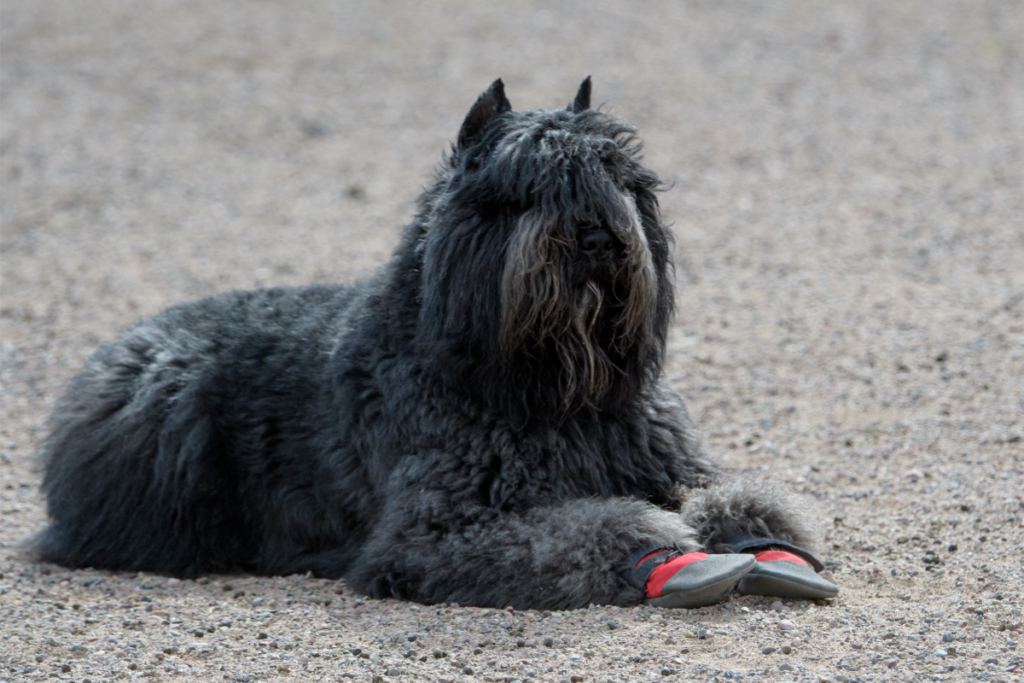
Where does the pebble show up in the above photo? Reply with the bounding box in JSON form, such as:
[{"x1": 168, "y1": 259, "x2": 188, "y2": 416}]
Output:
[
  {"x1": 776, "y1": 620, "x2": 796, "y2": 631},
  {"x1": 761, "y1": 646, "x2": 777, "y2": 655},
  {"x1": 542, "y1": 637, "x2": 554, "y2": 648},
  {"x1": 942, "y1": 632, "x2": 955, "y2": 642},
  {"x1": 781, "y1": 645, "x2": 792, "y2": 654},
  {"x1": 778, "y1": 663, "x2": 795, "y2": 672},
  {"x1": 606, "y1": 620, "x2": 620, "y2": 630}
]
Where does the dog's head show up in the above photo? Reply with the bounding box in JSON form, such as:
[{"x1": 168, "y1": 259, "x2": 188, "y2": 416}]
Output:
[{"x1": 413, "y1": 79, "x2": 674, "y2": 415}]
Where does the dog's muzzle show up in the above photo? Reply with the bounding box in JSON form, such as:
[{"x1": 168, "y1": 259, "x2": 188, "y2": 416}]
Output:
[{"x1": 577, "y1": 227, "x2": 622, "y2": 262}]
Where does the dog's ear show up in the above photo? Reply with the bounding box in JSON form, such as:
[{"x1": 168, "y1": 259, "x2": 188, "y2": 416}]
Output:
[
  {"x1": 571, "y1": 76, "x2": 592, "y2": 113},
  {"x1": 458, "y1": 79, "x2": 512, "y2": 151}
]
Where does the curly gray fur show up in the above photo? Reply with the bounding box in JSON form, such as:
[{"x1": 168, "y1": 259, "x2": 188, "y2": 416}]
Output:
[{"x1": 678, "y1": 477, "x2": 822, "y2": 554}]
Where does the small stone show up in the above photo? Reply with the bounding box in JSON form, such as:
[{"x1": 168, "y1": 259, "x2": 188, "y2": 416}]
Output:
[
  {"x1": 697, "y1": 628, "x2": 708, "y2": 639},
  {"x1": 256, "y1": 632, "x2": 268, "y2": 640},
  {"x1": 516, "y1": 639, "x2": 526, "y2": 647},
  {"x1": 776, "y1": 620, "x2": 796, "y2": 631},
  {"x1": 984, "y1": 657, "x2": 999, "y2": 665},
  {"x1": 781, "y1": 645, "x2": 792, "y2": 654},
  {"x1": 542, "y1": 636, "x2": 554, "y2": 647},
  {"x1": 778, "y1": 663, "x2": 795, "y2": 672},
  {"x1": 462, "y1": 666, "x2": 474, "y2": 675},
  {"x1": 61, "y1": 664, "x2": 71, "y2": 673},
  {"x1": 851, "y1": 642, "x2": 863, "y2": 650},
  {"x1": 350, "y1": 647, "x2": 362, "y2": 656},
  {"x1": 942, "y1": 632, "x2": 955, "y2": 643},
  {"x1": 570, "y1": 677, "x2": 584, "y2": 683},
  {"x1": 933, "y1": 649, "x2": 947, "y2": 659},
  {"x1": 660, "y1": 668, "x2": 675, "y2": 676},
  {"x1": 387, "y1": 668, "x2": 403, "y2": 677},
  {"x1": 407, "y1": 634, "x2": 417, "y2": 642},
  {"x1": 606, "y1": 620, "x2": 620, "y2": 630},
  {"x1": 433, "y1": 649, "x2": 448, "y2": 659},
  {"x1": 761, "y1": 646, "x2": 777, "y2": 655},
  {"x1": 887, "y1": 659, "x2": 899, "y2": 669}
]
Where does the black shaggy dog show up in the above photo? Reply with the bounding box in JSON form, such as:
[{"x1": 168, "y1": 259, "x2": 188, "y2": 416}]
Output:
[{"x1": 33, "y1": 79, "x2": 826, "y2": 609}]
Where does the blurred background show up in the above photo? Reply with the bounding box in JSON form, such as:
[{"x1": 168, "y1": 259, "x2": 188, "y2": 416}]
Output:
[{"x1": 2, "y1": 0, "x2": 1022, "y2": 507}]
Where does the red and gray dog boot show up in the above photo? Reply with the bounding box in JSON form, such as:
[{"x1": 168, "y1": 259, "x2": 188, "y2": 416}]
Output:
[
  {"x1": 623, "y1": 544, "x2": 755, "y2": 608},
  {"x1": 728, "y1": 532, "x2": 839, "y2": 600}
]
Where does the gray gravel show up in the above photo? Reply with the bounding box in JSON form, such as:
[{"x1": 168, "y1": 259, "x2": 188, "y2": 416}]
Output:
[{"x1": 2, "y1": 1, "x2": 1023, "y2": 681}]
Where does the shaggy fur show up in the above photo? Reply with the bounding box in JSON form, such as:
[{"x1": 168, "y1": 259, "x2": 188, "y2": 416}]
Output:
[{"x1": 32, "y1": 79, "x2": 819, "y2": 609}]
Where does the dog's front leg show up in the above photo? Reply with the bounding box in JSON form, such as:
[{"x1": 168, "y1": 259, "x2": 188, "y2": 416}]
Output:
[{"x1": 346, "y1": 483, "x2": 699, "y2": 610}]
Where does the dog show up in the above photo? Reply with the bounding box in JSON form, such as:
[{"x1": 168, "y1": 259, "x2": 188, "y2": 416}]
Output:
[{"x1": 32, "y1": 79, "x2": 835, "y2": 609}]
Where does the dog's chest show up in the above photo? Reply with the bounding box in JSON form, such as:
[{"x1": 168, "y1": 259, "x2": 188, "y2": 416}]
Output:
[{"x1": 421, "y1": 415, "x2": 679, "y2": 511}]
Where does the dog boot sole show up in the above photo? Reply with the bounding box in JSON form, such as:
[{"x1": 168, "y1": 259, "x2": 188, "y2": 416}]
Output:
[
  {"x1": 646, "y1": 554, "x2": 756, "y2": 609},
  {"x1": 737, "y1": 561, "x2": 839, "y2": 600}
]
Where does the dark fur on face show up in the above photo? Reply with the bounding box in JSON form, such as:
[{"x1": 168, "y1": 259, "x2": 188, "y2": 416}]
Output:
[
  {"x1": 30, "y1": 79, "x2": 821, "y2": 610},
  {"x1": 416, "y1": 79, "x2": 672, "y2": 416}
]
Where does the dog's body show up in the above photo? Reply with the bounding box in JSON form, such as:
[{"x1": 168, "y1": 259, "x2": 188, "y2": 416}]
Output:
[{"x1": 34, "y1": 80, "x2": 817, "y2": 609}]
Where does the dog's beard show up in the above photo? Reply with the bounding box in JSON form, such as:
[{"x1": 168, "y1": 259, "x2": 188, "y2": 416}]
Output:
[{"x1": 499, "y1": 202, "x2": 658, "y2": 409}]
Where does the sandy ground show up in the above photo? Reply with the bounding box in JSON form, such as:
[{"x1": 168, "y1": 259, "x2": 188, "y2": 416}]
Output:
[{"x1": 2, "y1": 1, "x2": 1023, "y2": 682}]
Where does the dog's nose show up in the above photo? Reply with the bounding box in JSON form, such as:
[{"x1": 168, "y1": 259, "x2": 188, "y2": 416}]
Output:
[{"x1": 578, "y1": 227, "x2": 620, "y2": 260}]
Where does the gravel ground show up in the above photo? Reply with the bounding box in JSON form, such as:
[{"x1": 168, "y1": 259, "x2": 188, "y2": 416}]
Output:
[{"x1": 2, "y1": 1, "x2": 1023, "y2": 682}]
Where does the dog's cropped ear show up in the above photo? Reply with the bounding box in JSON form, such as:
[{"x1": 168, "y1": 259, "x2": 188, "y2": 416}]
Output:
[
  {"x1": 571, "y1": 76, "x2": 592, "y2": 113},
  {"x1": 458, "y1": 79, "x2": 512, "y2": 151}
]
